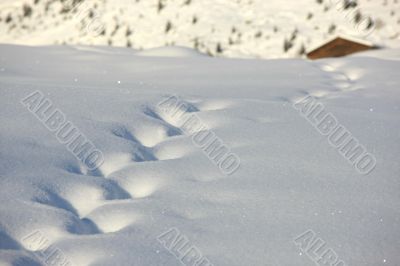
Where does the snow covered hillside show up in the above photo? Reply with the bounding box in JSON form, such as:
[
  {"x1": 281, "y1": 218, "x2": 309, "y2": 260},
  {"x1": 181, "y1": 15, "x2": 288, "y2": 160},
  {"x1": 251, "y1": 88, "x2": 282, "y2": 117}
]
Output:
[
  {"x1": 0, "y1": 0, "x2": 399, "y2": 58},
  {"x1": 0, "y1": 44, "x2": 399, "y2": 265}
]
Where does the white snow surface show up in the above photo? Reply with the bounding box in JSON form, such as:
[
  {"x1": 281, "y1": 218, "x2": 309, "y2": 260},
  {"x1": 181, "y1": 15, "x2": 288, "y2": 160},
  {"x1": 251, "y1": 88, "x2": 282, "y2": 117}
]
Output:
[{"x1": 0, "y1": 44, "x2": 399, "y2": 266}]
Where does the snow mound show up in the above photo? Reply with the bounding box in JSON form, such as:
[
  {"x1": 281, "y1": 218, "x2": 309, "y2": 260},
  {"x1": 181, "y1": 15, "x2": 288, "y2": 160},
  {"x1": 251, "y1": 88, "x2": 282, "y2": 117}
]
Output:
[{"x1": 135, "y1": 46, "x2": 206, "y2": 58}]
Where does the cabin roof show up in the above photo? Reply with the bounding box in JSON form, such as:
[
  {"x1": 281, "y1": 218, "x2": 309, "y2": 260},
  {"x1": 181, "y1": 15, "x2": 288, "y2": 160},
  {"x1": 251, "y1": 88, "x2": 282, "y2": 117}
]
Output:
[{"x1": 307, "y1": 35, "x2": 374, "y2": 54}]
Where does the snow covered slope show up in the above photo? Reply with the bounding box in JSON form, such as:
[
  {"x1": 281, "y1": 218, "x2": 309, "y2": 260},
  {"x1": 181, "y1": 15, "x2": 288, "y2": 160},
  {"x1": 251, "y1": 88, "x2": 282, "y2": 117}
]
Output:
[
  {"x1": 0, "y1": 0, "x2": 399, "y2": 58},
  {"x1": 0, "y1": 44, "x2": 399, "y2": 266}
]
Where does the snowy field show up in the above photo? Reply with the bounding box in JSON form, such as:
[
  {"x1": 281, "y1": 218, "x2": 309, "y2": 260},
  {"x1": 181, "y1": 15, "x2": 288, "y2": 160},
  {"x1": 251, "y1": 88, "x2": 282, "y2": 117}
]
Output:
[{"x1": 0, "y1": 44, "x2": 399, "y2": 265}]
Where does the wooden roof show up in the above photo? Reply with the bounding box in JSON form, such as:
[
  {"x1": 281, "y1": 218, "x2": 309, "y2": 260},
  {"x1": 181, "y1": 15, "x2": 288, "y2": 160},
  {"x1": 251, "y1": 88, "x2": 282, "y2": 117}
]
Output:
[{"x1": 307, "y1": 36, "x2": 375, "y2": 60}]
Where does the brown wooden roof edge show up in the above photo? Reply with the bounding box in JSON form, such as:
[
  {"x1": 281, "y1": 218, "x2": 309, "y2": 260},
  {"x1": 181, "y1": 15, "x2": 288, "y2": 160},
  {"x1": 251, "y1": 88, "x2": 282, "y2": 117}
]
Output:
[{"x1": 306, "y1": 34, "x2": 376, "y2": 54}]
